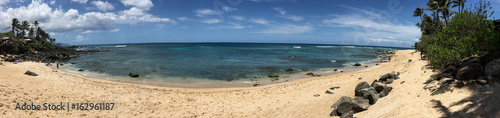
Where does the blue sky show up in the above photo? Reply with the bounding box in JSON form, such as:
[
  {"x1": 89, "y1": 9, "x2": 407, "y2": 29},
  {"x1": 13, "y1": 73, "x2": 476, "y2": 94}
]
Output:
[{"x1": 1, "y1": 0, "x2": 500, "y2": 47}]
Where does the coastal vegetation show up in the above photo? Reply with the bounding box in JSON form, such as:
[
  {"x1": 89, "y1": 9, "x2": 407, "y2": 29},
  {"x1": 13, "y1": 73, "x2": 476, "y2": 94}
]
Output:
[
  {"x1": 1, "y1": 18, "x2": 56, "y2": 54},
  {"x1": 414, "y1": 0, "x2": 500, "y2": 68}
]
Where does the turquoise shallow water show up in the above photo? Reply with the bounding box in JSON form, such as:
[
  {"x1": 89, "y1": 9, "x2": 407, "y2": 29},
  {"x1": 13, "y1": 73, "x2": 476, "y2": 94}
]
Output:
[{"x1": 63, "y1": 43, "x2": 404, "y2": 83}]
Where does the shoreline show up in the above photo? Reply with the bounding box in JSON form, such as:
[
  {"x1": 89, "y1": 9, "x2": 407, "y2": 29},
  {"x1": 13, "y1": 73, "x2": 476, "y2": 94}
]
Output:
[
  {"x1": 52, "y1": 52, "x2": 392, "y2": 88},
  {"x1": 3, "y1": 49, "x2": 487, "y2": 117}
]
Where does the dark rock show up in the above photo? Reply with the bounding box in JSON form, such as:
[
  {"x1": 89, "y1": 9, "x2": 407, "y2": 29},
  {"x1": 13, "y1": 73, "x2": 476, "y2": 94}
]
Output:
[
  {"x1": 329, "y1": 109, "x2": 339, "y2": 117},
  {"x1": 358, "y1": 77, "x2": 362, "y2": 80},
  {"x1": 376, "y1": 63, "x2": 379, "y2": 65},
  {"x1": 400, "y1": 81, "x2": 406, "y2": 84},
  {"x1": 431, "y1": 83, "x2": 452, "y2": 96},
  {"x1": 354, "y1": 81, "x2": 370, "y2": 93},
  {"x1": 424, "y1": 80, "x2": 439, "y2": 92},
  {"x1": 268, "y1": 74, "x2": 279, "y2": 78},
  {"x1": 285, "y1": 68, "x2": 293, "y2": 72},
  {"x1": 362, "y1": 89, "x2": 379, "y2": 104},
  {"x1": 479, "y1": 52, "x2": 500, "y2": 66},
  {"x1": 379, "y1": 73, "x2": 392, "y2": 81},
  {"x1": 365, "y1": 65, "x2": 368, "y2": 67},
  {"x1": 385, "y1": 79, "x2": 394, "y2": 84},
  {"x1": 453, "y1": 81, "x2": 465, "y2": 88},
  {"x1": 351, "y1": 97, "x2": 370, "y2": 112},
  {"x1": 331, "y1": 96, "x2": 352, "y2": 108},
  {"x1": 253, "y1": 84, "x2": 260, "y2": 87},
  {"x1": 78, "y1": 69, "x2": 83, "y2": 71},
  {"x1": 456, "y1": 63, "x2": 483, "y2": 80},
  {"x1": 129, "y1": 72, "x2": 139, "y2": 77},
  {"x1": 460, "y1": 56, "x2": 480, "y2": 65},
  {"x1": 370, "y1": 82, "x2": 386, "y2": 93},
  {"x1": 337, "y1": 102, "x2": 355, "y2": 115},
  {"x1": 379, "y1": 86, "x2": 393, "y2": 97},
  {"x1": 334, "y1": 69, "x2": 338, "y2": 71},
  {"x1": 330, "y1": 86, "x2": 340, "y2": 90},
  {"x1": 355, "y1": 87, "x2": 376, "y2": 97},
  {"x1": 485, "y1": 59, "x2": 500, "y2": 78},
  {"x1": 325, "y1": 90, "x2": 334, "y2": 94},
  {"x1": 340, "y1": 71, "x2": 343, "y2": 73},
  {"x1": 306, "y1": 72, "x2": 314, "y2": 76},
  {"x1": 24, "y1": 71, "x2": 38, "y2": 76},
  {"x1": 353, "y1": 63, "x2": 361, "y2": 67},
  {"x1": 339, "y1": 111, "x2": 353, "y2": 118},
  {"x1": 439, "y1": 65, "x2": 458, "y2": 78},
  {"x1": 477, "y1": 79, "x2": 488, "y2": 86},
  {"x1": 313, "y1": 94, "x2": 320, "y2": 97},
  {"x1": 486, "y1": 76, "x2": 499, "y2": 84}
]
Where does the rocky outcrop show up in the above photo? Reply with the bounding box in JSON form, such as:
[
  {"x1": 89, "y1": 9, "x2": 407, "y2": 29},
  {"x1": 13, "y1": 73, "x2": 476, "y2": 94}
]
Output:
[
  {"x1": 1, "y1": 46, "x2": 107, "y2": 63},
  {"x1": 485, "y1": 58, "x2": 500, "y2": 78},
  {"x1": 354, "y1": 82, "x2": 370, "y2": 96},
  {"x1": 378, "y1": 71, "x2": 400, "y2": 84},
  {"x1": 331, "y1": 77, "x2": 397, "y2": 117},
  {"x1": 423, "y1": 53, "x2": 500, "y2": 96},
  {"x1": 455, "y1": 63, "x2": 483, "y2": 80}
]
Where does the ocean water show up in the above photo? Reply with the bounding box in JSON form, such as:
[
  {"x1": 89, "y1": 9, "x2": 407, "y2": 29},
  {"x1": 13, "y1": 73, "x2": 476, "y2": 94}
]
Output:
[{"x1": 63, "y1": 43, "x2": 401, "y2": 83}]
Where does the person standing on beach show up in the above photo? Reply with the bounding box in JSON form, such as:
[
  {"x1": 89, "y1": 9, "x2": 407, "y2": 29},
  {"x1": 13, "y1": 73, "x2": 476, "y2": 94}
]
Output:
[
  {"x1": 57, "y1": 62, "x2": 59, "y2": 69},
  {"x1": 388, "y1": 56, "x2": 391, "y2": 62}
]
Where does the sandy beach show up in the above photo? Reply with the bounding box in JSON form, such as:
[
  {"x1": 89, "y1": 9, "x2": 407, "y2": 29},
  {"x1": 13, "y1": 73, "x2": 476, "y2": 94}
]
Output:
[{"x1": 1, "y1": 49, "x2": 499, "y2": 117}]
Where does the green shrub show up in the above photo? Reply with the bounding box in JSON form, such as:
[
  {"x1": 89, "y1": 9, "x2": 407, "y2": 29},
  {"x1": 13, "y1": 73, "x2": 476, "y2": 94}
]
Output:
[{"x1": 426, "y1": 11, "x2": 500, "y2": 68}]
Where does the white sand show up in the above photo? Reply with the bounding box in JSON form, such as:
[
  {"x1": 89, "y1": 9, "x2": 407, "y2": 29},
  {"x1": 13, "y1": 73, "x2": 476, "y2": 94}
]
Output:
[{"x1": 1, "y1": 50, "x2": 497, "y2": 117}]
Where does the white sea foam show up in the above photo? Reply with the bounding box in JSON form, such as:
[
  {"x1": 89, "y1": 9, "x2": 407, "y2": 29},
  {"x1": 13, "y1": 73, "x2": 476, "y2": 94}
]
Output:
[
  {"x1": 316, "y1": 46, "x2": 336, "y2": 48},
  {"x1": 115, "y1": 45, "x2": 127, "y2": 48}
]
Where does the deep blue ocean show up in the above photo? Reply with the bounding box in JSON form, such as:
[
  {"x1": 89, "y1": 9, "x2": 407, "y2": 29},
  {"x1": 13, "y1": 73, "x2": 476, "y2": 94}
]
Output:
[{"x1": 63, "y1": 43, "x2": 404, "y2": 83}]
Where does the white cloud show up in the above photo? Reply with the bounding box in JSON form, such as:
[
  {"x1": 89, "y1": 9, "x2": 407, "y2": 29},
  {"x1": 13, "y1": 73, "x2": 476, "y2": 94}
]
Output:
[
  {"x1": 49, "y1": 0, "x2": 55, "y2": 5},
  {"x1": 230, "y1": 16, "x2": 244, "y2": 21},
  {"x1": 279, "y1": 15, "x2": 303, "y2": 21},
  {"x1": 177, "y1": 17, "x2": 188, "y2": 21},
  {"x1": 256, "y1": 24, "x2": 314, "y2": 35},
  {"x1": 322, "y1": 5, "x2": 420, "y2": 46},
  {"x1": 194, "y1": 9, "x2": 220, "y2": 17},
  {"x1": 273, "y1": 7, "x2": 303, "y2": 21},
  {"x1": 249, "y1": 18, "x2": 269, "y2": 24},
  {"x1": 110, "y1": 28, "x2": 119, "y2": 32},
  {"x1": 273, "y1": 7, "x2": 286, "y2": 15},
  {"x1": 222, "y1": 6, "x2": 237, "y2": 12},
  {"x1": 200, "y1": 18, "x2": 221, "y2": 24},
  {"x1": 73, "y1": 35, "x2": 87, "y2": 42},
  {"x1": 91, "y1": 0, "x2": 115, "y2": 12},
  {"x1": 120, "y1": 0, "x2": 153, "y2": 10},
  {"x1": 209, "y1": 23, "x2": 245, "y2": 29},
  {"x1": 0, "y1": 0, "x2": 172, "y2": 33},
  {"x1": 71, "y1": 0, "x2": 87, "y2": 4}
]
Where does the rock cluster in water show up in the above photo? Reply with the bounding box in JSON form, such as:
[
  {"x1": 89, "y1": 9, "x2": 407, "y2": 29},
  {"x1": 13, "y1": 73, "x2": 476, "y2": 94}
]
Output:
[{"x1": 1, "y1": 46, "x2": 107, "y2": 63}]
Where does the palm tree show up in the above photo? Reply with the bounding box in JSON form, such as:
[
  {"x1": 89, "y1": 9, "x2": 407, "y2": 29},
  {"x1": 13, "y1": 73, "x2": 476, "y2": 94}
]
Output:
[
  {"x1": 437, "y1": 0, "x2": 457, "y2": 26},
  {"x1": 19, "y1": 20, "x2": 30, "y2": 38},
  {"x1": 413, "y1": 8, "x2": 424, "y2": 22},
  {"x1": 11, "y1": 18, "x2": 19, "y2": 36},
  {"x1": 452, "y1": 0, "x2": 466, "y2": 13},
  {"x1": 425, "y1": 0, "x2": 441, "y2": 28},
  {"x1": 28, "y1": 27, "x2": 35, "y2": 39}
]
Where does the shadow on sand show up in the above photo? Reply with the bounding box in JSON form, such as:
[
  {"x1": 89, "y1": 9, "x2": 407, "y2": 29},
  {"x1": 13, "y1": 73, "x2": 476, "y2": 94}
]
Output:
[{"x1": 431, "y1": 84, "x2": 500, "y2": 118}]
